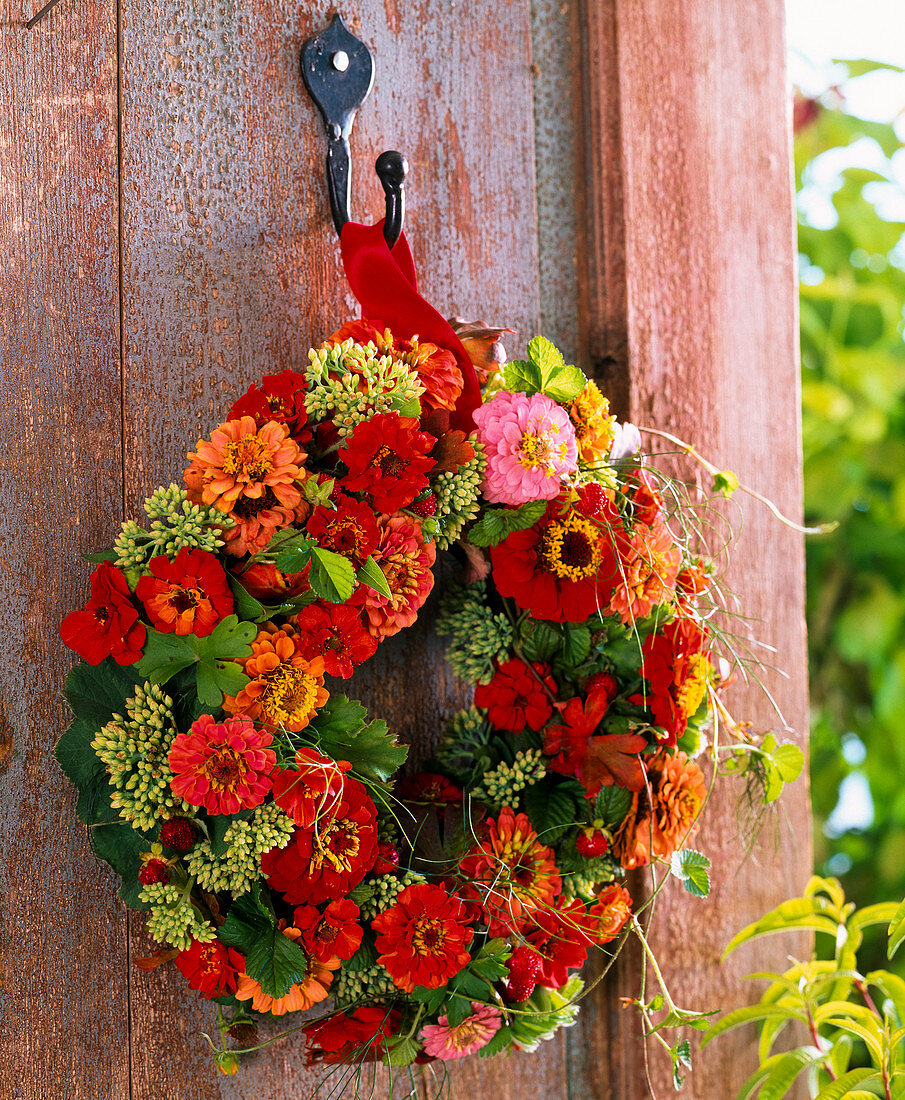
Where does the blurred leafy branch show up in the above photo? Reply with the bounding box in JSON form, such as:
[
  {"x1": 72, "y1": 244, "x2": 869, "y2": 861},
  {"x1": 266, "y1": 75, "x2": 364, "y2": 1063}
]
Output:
[{"x1": 796, "y1": 58, "x2": 905, "y2": 949}]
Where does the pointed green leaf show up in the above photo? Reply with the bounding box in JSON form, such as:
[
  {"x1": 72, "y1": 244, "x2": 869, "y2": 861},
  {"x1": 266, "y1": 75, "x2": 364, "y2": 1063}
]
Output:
[
  {"x1": 357, "y1": 555, "x2": 392, "y2": 599},
  {"x1": 670, "y1": 848, "x2": 711, "y2": 898},
  {"x1": 308, "y1": 547, "x2": 355, "y2": 603}
]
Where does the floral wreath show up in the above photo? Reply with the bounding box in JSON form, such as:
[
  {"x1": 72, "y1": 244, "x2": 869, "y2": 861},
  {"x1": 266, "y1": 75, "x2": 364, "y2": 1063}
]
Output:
[{"x1": 58, "y1": 223, "x2": 803, "y2": 1088}]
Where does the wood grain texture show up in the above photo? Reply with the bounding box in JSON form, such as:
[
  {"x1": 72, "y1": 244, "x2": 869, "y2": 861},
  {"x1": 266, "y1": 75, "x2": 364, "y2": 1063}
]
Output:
[
  {"x1": 566, "y1": 2, "x2": 810, "y2": 1097},
  {"x1": 0, "y1": 0, "x2": 129, "y2": 1097}
]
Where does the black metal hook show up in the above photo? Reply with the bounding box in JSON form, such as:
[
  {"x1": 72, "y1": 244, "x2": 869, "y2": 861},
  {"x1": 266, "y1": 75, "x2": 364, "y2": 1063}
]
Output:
[{"x1": 300, "y1": 14, "x2": 408, "y2": 249}]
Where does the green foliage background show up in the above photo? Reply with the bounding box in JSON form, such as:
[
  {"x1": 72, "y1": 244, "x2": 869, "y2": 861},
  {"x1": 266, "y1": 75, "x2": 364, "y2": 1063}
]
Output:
[{"x1": 798, "y1": 61, "x2": 905, "y2": 940}]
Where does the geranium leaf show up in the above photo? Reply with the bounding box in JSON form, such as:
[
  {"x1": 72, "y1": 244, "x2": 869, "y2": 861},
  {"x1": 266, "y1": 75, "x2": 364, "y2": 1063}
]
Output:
[
  {"x1": 137, "y1": 630, "x2": 197, "y2": 686},
  {"x1": 467, "y1": 500, "x2": 547, "y2": 547},
  {"x1": 192, "y1": 615, "x2": 256, "y2": 660},
  {"x1": 90, "y1": 820, "x2": 154, "y2": 909},
  {"x1": 357, "y1": 555, "x2": 392, "y2": 599},
  {"x1": 317, "y1": 717, "x2": 408, "y2": 783},
  {"x1": 384, "y1": 1036, "x2": 421, "y2": 1067},
  {"x1": 64, "y1": 659, "x2": 143, "y2": 726},
  {"x1": 308, "y1": 546, "x2": 356, "y2": 603},
  {"x1": 219, "y1": 886, "x2": 274, "y2": 955}
]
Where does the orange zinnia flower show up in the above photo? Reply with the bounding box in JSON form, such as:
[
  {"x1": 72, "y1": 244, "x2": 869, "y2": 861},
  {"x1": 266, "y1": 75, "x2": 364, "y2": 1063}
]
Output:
[
  {"x1": 611, "y1": 749, "x2": 707, "y2": 869},
  {"x1": 223, "y1": 622, "x2": 329, "y2": 731},
  {"x1": 185, "y1": 415, "x2": 305, "y2": 515},
  {"x1": 568, "y1": 381, "x2": 616, "y2": 462},
  {"x1": 458, "y1": 807, "x2": 562, "y2": 936},
  {"x1": 607, "y1": 521, "x2": 682, "y2": 625},
  {"x1": 234, "y1": 924, "x2": 339, "y2": 1015}
]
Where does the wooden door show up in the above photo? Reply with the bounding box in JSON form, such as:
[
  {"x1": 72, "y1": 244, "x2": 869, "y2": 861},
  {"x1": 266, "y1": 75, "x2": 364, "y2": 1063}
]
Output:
[{"x1": 0, "y1": 1, "x2": 808, "y2": 1097}]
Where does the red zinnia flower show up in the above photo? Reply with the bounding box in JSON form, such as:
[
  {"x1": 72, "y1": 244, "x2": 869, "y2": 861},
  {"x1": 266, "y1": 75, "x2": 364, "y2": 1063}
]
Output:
[
  {"x1": 458, "y1": 807, "x2": 562, "y2": 937},
  {"x1": 135, "y1": 548, "x2": 233, "y2": 637},
  {"x1": 474, "y1": 659, "x2": 557, "y2": 732},
  {"x1": 631, "y1": 618, "x2": 712, "y2": 744},
  {"x1": 340, "y1": 412, "x2": 436, "y2": 513},
  {"x1": 524, "y1": 897, "x2": 597, "y2": 989},
  {"x1": 396, "y1": 771, "x2": 463, "y2": 808},
  {"x1": 262, "y1": 777, "x2": 378, "y2": 904},
  {"x1": 328, "y1": 318, "x2": 463, "y2": 413},
  {"x1": 292, "y1": 603, "x2": 378, "y2": 678},
  {"x1": 543, "y1": 689, "x2": 647, "y2": 796},
  {"x1": 626, "y1": 468, "x2": 665, "y2": 526},
  {"x1": 229, "y1": 369, "x2": 310, "y2": 445},
  {"x1": 490, "y1": 499, "x2": 621, "y2": 624},
  {"x1": 372, "y1": 882, "x2": 474, "y2": 992},
  {"x1": 271, "y1": 747, "x2": 351, "y2": 828},
  {"x1": 60, "y1": 561, "x2": 146, "y2": 666},
  {"x1": 607, "y1": 521, "x2": 681, "y2": 625},
  {"x1": 168, "y1": 714, "x2": 276, "y2": 815},
  {"x1": 175, "y1": 938, "x2": 244, "y2": 999},
  {"x1": 353, "y1": 514, "x2": 436, "y2": 639},
  {"x1": 304, "y1": 1006, "x2": 401, "y2": 1066},
  {"x1": 294, "y1": 899, "x2": 363, "y2": 963},
  {"x1": 305, "y1": 494, "x2": 379, "y2": 568}
]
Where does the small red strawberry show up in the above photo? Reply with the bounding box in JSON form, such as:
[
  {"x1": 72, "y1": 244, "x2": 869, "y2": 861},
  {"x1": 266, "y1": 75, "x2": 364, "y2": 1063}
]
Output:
[
  {"x1": 575, "y1": 482, "x2": 608, "y2": 518},
  {"x1": 159, "y1": 816, "x2": 197, "y2": 852},
  {"x1": 504, "y1": 945, "x2": 543, "y2": 1002},
  {"x1": 138, "y1": 858, "x2": 171, "y2": 886},
  {"x1": 576, "y1": 827, "x2": 609, "y2": 859},
  {"x1": 585, "y1": 670, "x2": 619, "y2": 706},
  {"x1": 373, "y1": 841, "x2": 400, "y2": 875},
  {"x1": 410, "y1": 494, "x2": 437, "y2": 517}
]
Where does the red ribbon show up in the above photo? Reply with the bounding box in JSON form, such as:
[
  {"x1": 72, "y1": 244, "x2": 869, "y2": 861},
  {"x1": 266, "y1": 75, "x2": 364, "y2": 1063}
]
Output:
[{"x1": 339, "y1": 220, "x2": 481, "y2": 430}]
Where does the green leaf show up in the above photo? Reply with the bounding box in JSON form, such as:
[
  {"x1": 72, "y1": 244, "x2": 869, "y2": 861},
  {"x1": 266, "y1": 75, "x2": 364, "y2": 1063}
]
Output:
[
  {"x1": 815, "y1": 1069, "x2": 881, "y2": 1100},
  {"x1": 722, "y1": 896, "x2": 842, "y2": 958},
  {"x1": 83, "y1": 549, "x2": 116, "y2": 563},
  {"x1": 888, "y1": 897, "x2": 905, "y2": 960},
  {"x1": 499, "y1": 358, "x2": 542, "y2": 395},
  {"x1": 64, "y1": 660, "x2": 143, "y2": 726},
  {"x1": 444, "y1": 994, "x2": 473, "y2": 1027},
  {"x1": 383, "y1": 1036, "x2": 421, "y2": 1067},
  {"x1": 357, "y1": 555, "x2": 392, "y2": 599},
  {"x1": 702, "y1": 1005, "x2": 806, "y2": 1048},
  {"x1": 90, "y1": 821, "x2": 154, "y2": 909},
  {"x1": 192, "y1": 615, "x2": 256, "y2": 660},
  {"x1": 671, "y1": 1039, "x2": 691, "y2": 1090},
  {"x1": 594, "y1": 785, "x2": 633, "y2": 828},
  {"x1": 309, "y1": 694, "x2": 368, "y2": 739},
  {"x1": 524, "y1": 336, "x2": 588, "y2": 402},
  {"x1": 771, "y1": 742, "x2": 805, "y2": 784},
  {"x1": 670, "y1": 848, "x2": 711, "y2": 898},
  {"x1": 520, "y1": 621, "x2": 561, "y2": 662},
  {"x1": 327, "y1": 719, "x2": 407, "y2": 783},
  {"x1": 245, "y1": 923, "x2": 311, "y2": 998},
  {"x1": 203, "y1": 811, "x2": 248, "y2": 858},
  {"x1": 219, "y1": 887, "x2": 274, "y2": 956},
  {"x1": 308, "y1": 547, "x2": 356, "y2": 603},
  {"x1": 227, "y1": 576, "x2": 268, "y2": 623},
  {"x1": 561, "y1": 625, "x2": 591, "y2": 665},
  {"x1": 136, "y1": 630, "x2": 197, "y2": 687},
  {"x1": 757, "y1": 1049, "x2": 817, "y2": 1100},
  {"x1": 467, "y1": 500, "x2": 547, "y2": 547},
  {"x1": 274, "y1": 544, "x2": 314, "y2": 574},
  {"x1": 543, "y1": 364, "x2": 587, "y2": 403},
  {"x1": 523, "y1": 779, "x2": 581, "y2": 845}
]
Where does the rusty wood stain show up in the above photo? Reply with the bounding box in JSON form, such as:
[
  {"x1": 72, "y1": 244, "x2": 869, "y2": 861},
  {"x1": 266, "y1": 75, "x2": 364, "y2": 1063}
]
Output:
[{"x1": 0, "y1": 0, "x2": 806, "y2": 1096}]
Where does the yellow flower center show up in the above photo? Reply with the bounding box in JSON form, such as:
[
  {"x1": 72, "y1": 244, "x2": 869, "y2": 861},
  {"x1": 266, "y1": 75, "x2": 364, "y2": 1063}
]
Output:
[
  {"x1": 202, "y1": 745, "x2": 248, "y2": 792},
  {"x1": 223, "y1": 435, "x2": 274, "y2": 481},
  {"x1": 518, "y1": 427, "x2": 566, "y2": 473},
  {"x1": 539, "y1": 514, "x2": 603, "y2": 581},
  {"x1": 261, "y1": 664, "x2": 320, "y2": 727},
  {"x1": 412, "y1": 917, "x2": 446, "y2": 955},
  {"x1": 311, "y1": 818, "x2": 361, "y2": 874},
  {"x1": 674, "y1": 654, "x2": 712, "y2": 720}
]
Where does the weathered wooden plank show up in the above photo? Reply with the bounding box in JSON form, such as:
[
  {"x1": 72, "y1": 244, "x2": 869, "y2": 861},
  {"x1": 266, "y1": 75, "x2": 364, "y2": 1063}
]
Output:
[
  {"x1": 565, "y1": 2, "x2": 809, "y2": 1097},
  {"x1": 0, "y1": 1, "x2": 129, "y2": 1097},
  {"x1": 117, "y1": 0, "x2": 556, "y2": 1095}
]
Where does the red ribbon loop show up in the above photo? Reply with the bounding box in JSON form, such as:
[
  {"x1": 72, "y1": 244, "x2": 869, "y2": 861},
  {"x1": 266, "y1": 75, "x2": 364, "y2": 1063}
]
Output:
[{"x1": 339, "y1": 220, "x2": 481, "y2": 430}]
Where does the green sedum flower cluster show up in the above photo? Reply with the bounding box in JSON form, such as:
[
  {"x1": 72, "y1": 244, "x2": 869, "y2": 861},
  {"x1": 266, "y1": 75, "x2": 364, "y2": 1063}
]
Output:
[
  {"x1": 432, "y1": 443, "x2": 486, "y2": 550},
  {"x1": 186, "y1": 804, "x2": 295, "y2": 896},
  {"x1": 114, "y1": 483, "x2": 228, "y2": 569},
  {"x1": 304, "y1": 341, "x2": 424, "y2": 436},
  {"x1": 139, "y1": 883, "x2": 216, "y2": 950},
  {"x1": 471, "y1": 748, "x2": 546, "y2": 810},
  {"x1": 436, "y1": 578, "x2": 512, "y2": 682},
  {"x1": 91, "y1": 682, "x2": 192, "y2": 831}
]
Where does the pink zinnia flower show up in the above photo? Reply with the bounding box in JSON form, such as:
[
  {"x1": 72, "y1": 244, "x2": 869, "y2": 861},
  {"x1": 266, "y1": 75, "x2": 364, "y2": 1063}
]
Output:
[
  {"x1": 473, "y1": 390, "x2": 578, "y2": 505},
  {"x1": 420, "y1": 1002, "x2": 503, "y2": 1060},
  {"x1": 169, "y1": 714, "x2": 276, "y2": 815},
  {"x1": 353, "y1": 514, "x2": 436, "y2": 639}
]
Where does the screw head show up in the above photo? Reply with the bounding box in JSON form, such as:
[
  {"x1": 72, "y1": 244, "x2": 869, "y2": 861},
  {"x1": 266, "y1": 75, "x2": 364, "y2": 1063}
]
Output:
[{"x1": 331, "y1": 50, "x2": 350, "y2": 72}]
